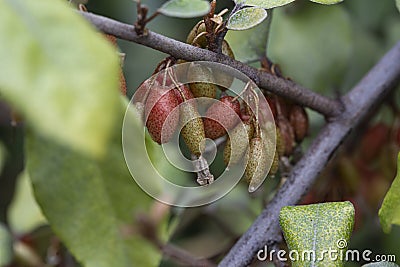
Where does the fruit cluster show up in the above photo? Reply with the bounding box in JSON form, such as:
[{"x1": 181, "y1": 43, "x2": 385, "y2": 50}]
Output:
[
  {"x1": 265, "y1": 93, "x2": 309, "y2": 157},
  {"x1": 132, "y1": 17, "x2": 310, "y2": 192}
]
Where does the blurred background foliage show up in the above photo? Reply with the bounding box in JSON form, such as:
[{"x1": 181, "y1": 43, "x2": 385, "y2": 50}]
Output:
[{"x1": 0, "y1": 0, "x2": 400, "y2": 266}]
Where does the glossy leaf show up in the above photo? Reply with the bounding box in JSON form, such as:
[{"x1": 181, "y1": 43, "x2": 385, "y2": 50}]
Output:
[
  {"x1": 225, "y1": 14, "x2": 271, "y2": 63},
  {"x1": 235, "y1": 0, "x2": 295, "y2": 9},
  {"x1": 0, "y1": 223, "x2": 13, "y2": 267},
  {"x1": 379, "y1": 153, "x2": 400, "y2": 233},
  {"x1": 0, "y1": 0, "x2": 120, "y2": 157},
  {"x1": 227, "y1": 7, "x2": 268, "y2": 31},
  {"x1": 159, "y1": 0, "x2": 211, "y2": 18},
  {"x1": 27, "y1": 100, "x2": 165, "y2": 267},
  {"x1": 310, "y1": 0, "x2": 343, "y2": 4},
  {"x1": 280, "y1": 201, "x2": 354, "y2": 267},
  {"x1": 268, "y1": 3, "x2": 352, "y2": 93}
]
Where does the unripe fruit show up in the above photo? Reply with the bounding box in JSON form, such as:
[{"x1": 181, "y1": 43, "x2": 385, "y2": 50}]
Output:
[
  {"x1": 261, "y1": 127, "x2": 278, "y2": 177},
  {"x1": 119, "y1": 70, "x2": 127, "y2": 96},
  {"x1": 269, "y1": 150, "x2": 279, "y2": 177},
  {"x1": 186, "y1": 21, "x2": 207, "y2": 47},
  {"x1": 215, "y1": 41, "x2": 235, "y2": 90},
  {"x1": 245, "y1": 137, "x2": 270, "y2": 193},
  {"x1": 180, "y1": 101, "x2": 205, "y2": 156},
  {"x1": 277, "y1": 116, "x2": 295, "y2": 156},
  {"x1": 289, "y1": 105, "x2": 309, "y2": 142},
  {"x1": 155, "y1": 71, "x2": 173, "y2": 87},
  {"x1": 203, "y1": 96, "x2": 241, "y2": 139},
  {"x1": 145, "y1": 87, "x2": 179, "y2": 144},
  {"x1": 276, "y1": 129, "x2": 285, "y2": 158},
  {"x1": 134, "y1": 78, "x2": 154, "y2": 103},
  {"x1": 188, "y1": 63, "x2": 218, "y2": 100},
  {"x1": 173, "y1": 85, "x2": 194, "y2": 104},
  {"x1": 223, "y1": 120, "x2": 254, "y2": 166}
]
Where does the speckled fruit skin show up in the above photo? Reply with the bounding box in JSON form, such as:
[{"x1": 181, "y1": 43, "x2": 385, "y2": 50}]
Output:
[
  {"x1": 180, "y1": 101, "x2": 205, "y2": 156},
  {"x1": 145, "y1": 86, "x2": 179, "y2": 144},
  {"x1": 203, "y1": 96, "x2": 241, "y2": 140},
  {"x1": 276, "y1": 129, "x2": 285, "y2": 158},
  {"x1": 187, "y1": 64, "x2": 218, "y2": 100},
  {"x1": 289, "y1": 105, "x2": 309, "y2": 142},
  {"x1": 155, "y1": 71, "x2": 173, "y2": 87},
  {"x1": 173, "y1": 85, "x2": 194, "y2": 104},
  {"x1": 223, "y1": 120, "x2": 254, "y2": 166},
  {"x1": 245, "y1": 137, "x2": 270, "y2": 193}
]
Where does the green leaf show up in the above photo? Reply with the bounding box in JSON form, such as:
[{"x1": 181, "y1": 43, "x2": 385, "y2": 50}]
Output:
[
  {"x1": 310, "y1": 0, "x2": 343, "y2": 4},
  {"x1": 280, "y1": 201, "x2": 354, "y2": 267},
  {"x1": 362, "y1": 262, "x2": 399, "y2": 267},
  {"x1": 379, "y1": 153, "x2": 400, "y2": 233},
  {"x1": 0, "y1": 223, "x2": 13, "y2": 267},
  {"x1": 0, "y1": 0, "x2": 121, "y2": 157},
  {"x1": 27, "y1": 99, "x2": 165, "y2": 267},
  {"x1": 8, "y1": 172, "x2": 47, "y2": 234},
  {"x1": 397, "y1": 0, "x2": 400, "y2": 13},
  {"x1": 227, "y1": 7, "x2": 268, "y2": 31},
  {"x1": 159, "y1": 0, "x2": 211, "y2": 18},
  {"x1": 225, "y1": 13, "x2": 272, "y2": 63},
  {"x1": 268, "y1": 3, "x2": 352, "y2": 93},
  {"x1": 235, "y1": 0, "x2": 296, "y2": 9}
]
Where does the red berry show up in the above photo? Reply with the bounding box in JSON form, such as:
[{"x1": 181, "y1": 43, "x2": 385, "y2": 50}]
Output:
[
  {"x1": 203, "y1": 96, "x2": 241, "y2": 140},
  {"x1": 155, "y1": 71, "x2": 173, "y2": 87},
  {"x1": 145, "y1": 86, "x2": 179, "y2": 144},
  {"x1": 173, "y1": 85, "x2": 194, "y2": 104}
]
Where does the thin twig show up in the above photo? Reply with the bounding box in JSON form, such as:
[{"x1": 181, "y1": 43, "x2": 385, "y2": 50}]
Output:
[
  {"x1": 79, "y1": 11, "x2": 343, "y2": 118},
  {"x1": 215, "y1": 3, "x2": 243, "y2": 53},
  {"x1": 218, "y1": 41, "x2": 400, "y2": 267}
]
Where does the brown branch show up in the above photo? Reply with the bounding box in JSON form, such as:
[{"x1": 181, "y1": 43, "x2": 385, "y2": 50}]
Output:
[
  {"x1": 79, "y1": 11, "x2": 343, "y2": 118},
  {"x1": 218, "y1": 41, "x2": 400, "y2": 267}
]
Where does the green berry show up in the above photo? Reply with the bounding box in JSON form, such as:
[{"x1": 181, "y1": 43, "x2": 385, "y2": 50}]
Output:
[
  {"x1": 180, "y1": 101, "x2": 205, "y2": 156},
  {"x1": 223, "y1": 120, "x2": 254, "y2": 166}
]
